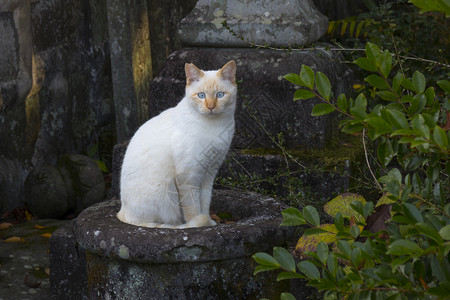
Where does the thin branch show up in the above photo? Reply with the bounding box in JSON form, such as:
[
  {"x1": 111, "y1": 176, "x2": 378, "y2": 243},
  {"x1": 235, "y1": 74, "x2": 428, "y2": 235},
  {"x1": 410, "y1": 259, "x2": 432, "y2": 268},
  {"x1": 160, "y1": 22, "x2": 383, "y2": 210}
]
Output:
[{"x1": 362, "y1": 128, "x2": 383, "y2": 191}]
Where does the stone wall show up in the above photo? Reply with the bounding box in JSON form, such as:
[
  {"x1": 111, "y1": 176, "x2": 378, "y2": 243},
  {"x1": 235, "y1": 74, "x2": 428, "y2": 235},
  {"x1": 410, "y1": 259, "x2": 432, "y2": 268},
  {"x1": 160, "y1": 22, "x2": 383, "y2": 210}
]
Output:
[
  {"x1": 0, "y1": 0, "x2": 114, "y2": 213},
  {"x1": 0, "y1": 0, "x2": 195, "y2": 214}
]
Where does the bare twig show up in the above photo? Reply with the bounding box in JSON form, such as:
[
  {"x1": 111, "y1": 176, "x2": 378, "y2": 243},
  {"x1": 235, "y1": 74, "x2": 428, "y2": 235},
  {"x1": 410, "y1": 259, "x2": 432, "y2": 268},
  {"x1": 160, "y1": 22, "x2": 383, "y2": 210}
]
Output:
[{"x1": 362, "y1": 128, "x2": 383, "y2": 191}]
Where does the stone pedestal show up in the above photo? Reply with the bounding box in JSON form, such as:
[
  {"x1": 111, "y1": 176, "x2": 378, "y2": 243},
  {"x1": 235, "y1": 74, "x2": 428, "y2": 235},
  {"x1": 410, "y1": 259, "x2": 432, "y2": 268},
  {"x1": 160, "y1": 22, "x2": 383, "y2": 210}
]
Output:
[
  {"x1": 50, "y1": 188, "x2": 303, "y2": 299},
  {"x1": 177, "y1": 0, "x2": 328, "y2": 47},
  {"x1": 149, "y1": 47, "x2": 353, "y2": 149}
]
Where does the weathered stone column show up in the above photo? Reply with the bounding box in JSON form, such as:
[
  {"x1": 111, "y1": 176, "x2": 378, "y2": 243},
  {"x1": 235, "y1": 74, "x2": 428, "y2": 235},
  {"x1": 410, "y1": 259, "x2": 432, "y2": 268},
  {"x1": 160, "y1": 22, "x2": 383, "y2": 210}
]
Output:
[
  {"x1": 106, "y1": 0, "x2": 152, "y2": 142},
  {"x1": 0, "y1": 0, "x2": 33, "y2": 212}
]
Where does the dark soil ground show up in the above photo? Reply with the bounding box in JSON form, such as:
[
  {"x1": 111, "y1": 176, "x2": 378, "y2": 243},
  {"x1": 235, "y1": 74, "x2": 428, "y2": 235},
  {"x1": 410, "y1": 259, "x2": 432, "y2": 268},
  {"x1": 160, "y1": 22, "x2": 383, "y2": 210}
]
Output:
[{"x1": 0, "y1": 213, "x2": 68, "y2": 300}]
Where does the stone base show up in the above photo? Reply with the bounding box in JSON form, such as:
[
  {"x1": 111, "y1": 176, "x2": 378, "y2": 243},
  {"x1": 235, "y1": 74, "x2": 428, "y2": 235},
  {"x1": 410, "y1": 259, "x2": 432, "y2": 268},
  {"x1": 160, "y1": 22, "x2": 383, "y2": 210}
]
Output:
[
  {"x1": 50, "y1": 189, "x2": 305, "y2": 299},
  {"x1": 149, "y1": 47, "x2": 353, "y2": 150},
  {"x1": 49, "y1": 220, "x2": 88, "y2": 299}
]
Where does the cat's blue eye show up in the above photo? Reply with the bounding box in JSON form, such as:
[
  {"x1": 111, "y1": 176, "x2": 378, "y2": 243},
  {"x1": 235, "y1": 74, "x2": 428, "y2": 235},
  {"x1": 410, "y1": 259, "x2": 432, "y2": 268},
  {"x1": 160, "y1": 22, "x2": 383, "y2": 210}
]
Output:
[
  {"x1": 197, "y1": 92, "x2": 206, "y2": 99},
  {"x1": 216, "y1": 92, "x2": 225, "y2": 98}
]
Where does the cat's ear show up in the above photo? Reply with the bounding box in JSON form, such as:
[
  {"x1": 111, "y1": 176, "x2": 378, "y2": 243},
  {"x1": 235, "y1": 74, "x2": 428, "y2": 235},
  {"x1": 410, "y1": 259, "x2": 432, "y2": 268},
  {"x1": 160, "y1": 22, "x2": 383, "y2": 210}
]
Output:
[
  {"x1": 185, "y1": 63, "x2": 204, "y2": 85},
  {"x1": 218, "y1": 60, "x2": 237, "y2": 85}
]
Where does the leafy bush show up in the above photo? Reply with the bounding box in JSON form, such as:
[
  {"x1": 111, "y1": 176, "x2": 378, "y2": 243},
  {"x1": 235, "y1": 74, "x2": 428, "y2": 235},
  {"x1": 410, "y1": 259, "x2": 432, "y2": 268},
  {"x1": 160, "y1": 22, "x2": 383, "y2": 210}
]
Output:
[
  {"x1": 253, "y1": 41, "x2": 449, "y2": 299},
  {"x1": 326, "y1": 0, "x2": 449, "y2": 81}
]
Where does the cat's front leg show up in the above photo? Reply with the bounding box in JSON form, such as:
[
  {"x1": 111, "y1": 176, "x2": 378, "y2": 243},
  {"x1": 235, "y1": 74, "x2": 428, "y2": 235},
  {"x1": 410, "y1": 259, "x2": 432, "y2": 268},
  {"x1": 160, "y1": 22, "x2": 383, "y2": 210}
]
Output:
[
  {"x1": 175, "y1": 172, "x2": 202, "y2": 223},
  {"x1": 200, "y1": 173, "x2": 217, "y2": 226}
]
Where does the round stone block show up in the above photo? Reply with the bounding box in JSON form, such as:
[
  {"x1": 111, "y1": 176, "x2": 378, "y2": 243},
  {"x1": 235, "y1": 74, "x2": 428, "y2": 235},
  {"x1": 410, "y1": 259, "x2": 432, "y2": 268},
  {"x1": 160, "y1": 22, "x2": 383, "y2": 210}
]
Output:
[
  {"x1": 24, "y1": 164, "x2": 68, "y2": 218},
  {"x1": 75, "y1": 189, "x2": 296, "y2": 299}
]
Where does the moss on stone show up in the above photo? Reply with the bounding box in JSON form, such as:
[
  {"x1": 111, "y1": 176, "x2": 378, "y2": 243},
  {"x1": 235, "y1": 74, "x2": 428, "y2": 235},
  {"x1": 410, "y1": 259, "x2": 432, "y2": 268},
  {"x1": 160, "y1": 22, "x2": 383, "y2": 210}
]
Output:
[{"x1": 240, "y1": 134, "x2": 363, "y2": 170}]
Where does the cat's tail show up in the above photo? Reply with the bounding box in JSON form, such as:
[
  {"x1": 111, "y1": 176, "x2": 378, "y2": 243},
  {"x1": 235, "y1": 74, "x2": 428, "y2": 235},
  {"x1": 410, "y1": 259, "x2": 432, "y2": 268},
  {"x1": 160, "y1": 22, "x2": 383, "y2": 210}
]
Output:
[{"x1": 138, "y1": 214, "x2": 213, "y2": 229}]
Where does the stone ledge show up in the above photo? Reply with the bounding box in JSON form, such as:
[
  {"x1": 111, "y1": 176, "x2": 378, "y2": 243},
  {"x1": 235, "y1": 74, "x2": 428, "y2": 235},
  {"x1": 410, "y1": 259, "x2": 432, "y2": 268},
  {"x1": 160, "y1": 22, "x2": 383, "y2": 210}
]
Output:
[{"x1": 75, "y1": 189, "x2": 293, "y2": 263}]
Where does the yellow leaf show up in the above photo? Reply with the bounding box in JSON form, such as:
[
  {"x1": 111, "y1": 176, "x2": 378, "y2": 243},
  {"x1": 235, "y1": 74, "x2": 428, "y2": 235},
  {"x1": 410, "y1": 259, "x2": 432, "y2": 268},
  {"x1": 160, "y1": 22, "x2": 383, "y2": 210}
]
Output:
[
  {"x1": 0, "y1": 222, "x2": 12, "y2": 230},
  {"x1": 324, "y1": 193, "x2": 366, "y2": 223},
  {"x1": 4, "y1": 236, "x2": 25, "y2": 243},
  {"x1": 41, "y1": 233, "x2": 52, "y2": 238},
  {"x1": 296, "y1": 224, "x2": 338, "y2": 254},
  {"x1": 25, "y1": 210, "x2": 32, "y2": 221},
  {"x1": 34, "y1": 224, "x2": 45, "y2": 229}
]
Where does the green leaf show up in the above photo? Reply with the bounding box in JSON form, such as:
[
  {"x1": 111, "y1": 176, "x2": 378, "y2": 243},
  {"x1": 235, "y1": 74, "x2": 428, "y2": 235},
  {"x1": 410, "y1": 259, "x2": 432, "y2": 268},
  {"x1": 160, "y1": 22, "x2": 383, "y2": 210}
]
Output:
[
  {"x1": 337, "y1": 93, "x2": 348, "y2": 112},
  {"x1": 437, "y1": 79, "x2": 450, "y2": 94},
  {"x1": 303, "y1": 206, "x2": 320, "y2": 227},
  {"x1": 254, "y1": 264, "x2": 279, "y2": 275},
  {"x1": 253, "y1": 252, "x2": 280, "y2": 267},
  {"x1": 298, "y1": 261, "x2": 320, "y2": 279},
  {"x1": 365, "y1": 42, "x2": 381, "y2": 65},
  {"x1": 284, "y1": 73, "x2": 304, "y2": 86},
  {"x1": 376, "y1": 91, "x2": 397, "y2": 102},
  {"x1": 324, "y1": 193, "x2": 366, "y2": 222},
  {"x1": 408, "y1": 93, "x2": 427, "y2": 115},
  {"x1": 392, "y1": 72, "x2": 403, "y2": 92},
  {"x1": 277, "y1": 272, "x2": 305, "y2": 281},
  {"x1": 439, "y1": 225, "x2": 450, "y2": 240},
  {"x1": 280, "y1": 293, "x2": 297, "y2": 300},
  {"x1": 316, "y1": 242, "x2": 329, "y2": 264},
  {"x1": 416, "y1": 223, "x2": 444, "y2": 245},
  {"x1": 281, "y1": 207, "x2": 307, "y2": 226},
  {"x1": 365, "y1": 74, "x2": 389, "y2": 90},
  {"x1": 377, "y1": 139, "x2": 394, "y2": 167},
  {"x1": 273, "y1": 247, "x2": 296, "y2": 272},
  {"x1": 350, "y1": 105, "x2": 367, "y2": 120},
  {"x1": 315, "y1": 72, "x2": 332, "y2": 101},
  {"x1": 300, "y1": 65, "x2": 315, "y2": 89},
  {"x1": 342, "y1": 122, "x2": 365, "y2": 134},
  {"x1": 412, "y1": 71, "x2": 426, "y2": 93},
  {"x1": 424, "y1": 87, "x2": 435, "y2": 106},
  {"x1": 311, "y1": 103, "x2": 335, "y2": 116},
  {"x1": 410, "y1": 0, "x2": 450, "y2": 16},
  {"x1": 337, "y1": 240, "x2": 352, "y2": 259},
  {"x1": 433, "y1": 125, "x2": 448, "y2": 149},
  {"x1": 355, "y1": 93, "x2": 367, "y2": 108},
  {"x1": 403, "y1": 203, "x2": 424, "y2": 223},
  {"x1": 296, "y1": 224, "x2": 338, "y2": 253},
  {"x1": 354, "y1": 57, "x2": 377, "y2": 72},
  {"x1": 412, "y1": 115, "x2": 430, "y2": 139},
  {"x1": 365, "y1": 114, "x2": 392, "y2": 135},
  {"x1": 401, "y1": 77, "x2": 415, "y2": 92},
  {"x1": 334, "y1": 212, "x2": 344, "y2": 232},
  {"x1": 294, "y1": 89, "x2": 316, "y2": 101},
  {"x1": 385, "y1": 109, "x2": 409, "y2": 129},
  {"x1": 430, "y1": 255, "x2": 447, "y2": 283},
  {"x1": 380, "y1": 50, "x2": 392, "y2": 78},
  {"x1": 350, "y1": 225, "x2": 360, "y2": 238},
  {"x1": 387, "y1": 239, "x2": 423, "y2": 256},
  {"x1": 95, "y1": 160, "x2": 109, "y2": 173}
]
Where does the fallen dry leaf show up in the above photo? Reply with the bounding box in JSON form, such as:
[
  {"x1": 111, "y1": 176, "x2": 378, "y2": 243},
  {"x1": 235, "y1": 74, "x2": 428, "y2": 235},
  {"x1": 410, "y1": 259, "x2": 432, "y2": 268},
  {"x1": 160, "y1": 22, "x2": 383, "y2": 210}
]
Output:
[
  {"x1": 41, "y1": 233, "x2": 52, "y2": 238},
  {"x1": 34, "y1": 224, "x2": 45, "y2": 229},
  {"x1": 0, "y1": 222, "x2": 12, "y2": 230},
  {"x1": 45, "y1": 268, "x2": 50, "y2": 276},
  {"x1": 4, "y1": 236, "x2": 25, "y2": 243},
  {"x1": 25, "y1": 210, "x2": 32, "y2": 221},
  {"x1": 24, "y1": 274, "x2": 41, "y2": 288}
]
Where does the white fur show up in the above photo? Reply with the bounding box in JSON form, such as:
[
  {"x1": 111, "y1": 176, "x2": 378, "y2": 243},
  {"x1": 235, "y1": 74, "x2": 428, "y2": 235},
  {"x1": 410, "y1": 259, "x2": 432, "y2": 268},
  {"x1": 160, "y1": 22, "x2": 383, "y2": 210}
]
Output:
[{"x1": 117, "y1": 62, "x2": 237, "y2": 229}]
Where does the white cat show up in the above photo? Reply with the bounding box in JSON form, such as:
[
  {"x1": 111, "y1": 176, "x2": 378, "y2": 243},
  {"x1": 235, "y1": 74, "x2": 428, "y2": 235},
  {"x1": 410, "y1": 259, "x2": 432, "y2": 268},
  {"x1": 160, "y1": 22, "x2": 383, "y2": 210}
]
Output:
[{"x1": 117, "y1": 61, "x2": 237, "y2": 229}]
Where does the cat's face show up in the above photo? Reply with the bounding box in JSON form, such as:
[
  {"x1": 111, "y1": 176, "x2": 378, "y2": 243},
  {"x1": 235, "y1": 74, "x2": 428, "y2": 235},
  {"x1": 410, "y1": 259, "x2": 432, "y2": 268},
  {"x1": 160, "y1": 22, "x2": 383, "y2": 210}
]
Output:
[{"x1": 185, "y1": 61, "x2": 237, "y2": 117}]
